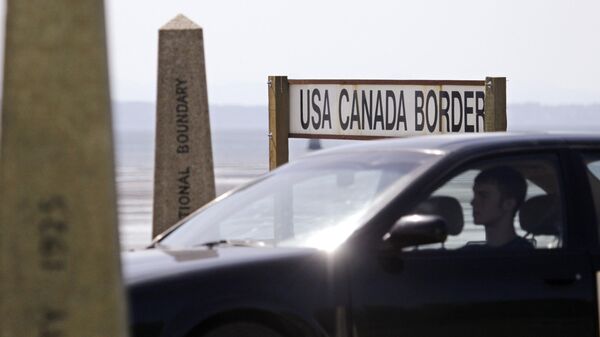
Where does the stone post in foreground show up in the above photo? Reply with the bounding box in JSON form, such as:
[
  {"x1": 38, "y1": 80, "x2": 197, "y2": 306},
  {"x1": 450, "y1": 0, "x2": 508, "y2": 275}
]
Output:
[
  {"x1": 0, "y1": 0, "x2": 128, "y2": 336},
  {"x1": 153, "y1": 14, "x2": 216, "y2": 238}
]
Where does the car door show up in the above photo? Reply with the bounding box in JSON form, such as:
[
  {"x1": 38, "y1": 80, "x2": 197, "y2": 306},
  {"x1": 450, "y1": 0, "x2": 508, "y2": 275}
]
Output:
[
  {"x1": 576, "y1": 149, "x2": 600, "y2": 335},
  {"x1": 349, "y1": 152, "x2": 596, "y2": 337}
]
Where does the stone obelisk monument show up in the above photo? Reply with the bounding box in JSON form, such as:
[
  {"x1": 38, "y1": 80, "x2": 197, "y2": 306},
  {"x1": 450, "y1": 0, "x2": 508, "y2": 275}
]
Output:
[
  {"x1": 0, "y1": 1, "x2": 128, "y2": 336},
  {"x1": 153, "y1": 14, "x2": 216, "y2": 237}
]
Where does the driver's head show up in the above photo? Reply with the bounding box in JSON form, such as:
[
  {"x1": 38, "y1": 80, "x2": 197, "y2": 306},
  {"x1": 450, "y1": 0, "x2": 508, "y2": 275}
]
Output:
[{"x1": 471, "y1": 166, "x2": 527, "y2": 226}]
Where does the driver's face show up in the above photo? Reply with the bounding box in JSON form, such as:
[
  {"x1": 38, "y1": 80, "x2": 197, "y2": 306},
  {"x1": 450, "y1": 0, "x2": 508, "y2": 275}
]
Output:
[{"x1": 471, "y1": 182, "x2": 505, "y2": 226}]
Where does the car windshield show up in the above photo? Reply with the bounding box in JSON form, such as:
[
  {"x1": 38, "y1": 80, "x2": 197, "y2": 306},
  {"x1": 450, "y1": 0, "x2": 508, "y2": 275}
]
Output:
[{"x1": 159, "y1": 150, "x2": 438, "y2": 251}]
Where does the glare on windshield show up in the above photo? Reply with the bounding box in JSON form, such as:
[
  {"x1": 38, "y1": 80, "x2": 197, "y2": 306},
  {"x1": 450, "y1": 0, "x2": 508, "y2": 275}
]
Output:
[{"x1": 159, "y1": 150, "x2": 436, "y2": 251}]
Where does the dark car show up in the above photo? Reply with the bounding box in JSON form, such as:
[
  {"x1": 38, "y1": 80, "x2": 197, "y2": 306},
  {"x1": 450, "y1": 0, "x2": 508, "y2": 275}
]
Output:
[{"x1": 125, "y1": 133, "x2": 600, "y2": 337}]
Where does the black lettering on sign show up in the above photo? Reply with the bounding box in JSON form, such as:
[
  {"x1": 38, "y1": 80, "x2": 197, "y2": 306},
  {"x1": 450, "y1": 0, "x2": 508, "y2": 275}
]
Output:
[
  {"x1": 451, "y1": 91, "x2": 463, "y2": 132},
  {"x1": 414, "y1": 91, "x2": 425, "y2": 131},
  {"x1": 178, "y1": 167, "x2": 191, "y2": 219},
  {"x1": 339, "y1": 89, "x2": 350, "y2": 130},
  {"x1": 175, "y1": 78, "x2": 190, "y2": 154},
  {"x1": 39, "y1": 307, "x2": 67, "y2": 337},
  {"x1": 425, "y1": 90, "x2": 438, "y2": 133},
  {"x1": 350, "y1": 90, "x2": 361, "y2": 130},
  {"x1": 439, "y1": 91, "x2": 450, "y2": 132},
  {"x1": 311, "y1": 89, "x2": 322, "y2": 130},
  {"x1": 374, "y1": 91, "x2": 384, "y2": 130},
  {"x1": 322, "y1": 90, "x2": 332, "y2": 129},
  {"x1": 300, "y1": 90, "x2": 310, "y2": 129},
  {"x1": 385, "y1": 90, "x2": 396, "y2": 130},
  {"x1": 464, "y1": 91, "x2": 474, "y2": 132},
  {"x1": 37, "y1": 195, "x2": 68, "y2": 271},
  {"x1": 361, "y1": 90, "x2": 373, "y2": 130},
  {"x1": 300, "y1": 89, "x2": 332, "y2": 130},
  {"x1": 475, "y1": 91, "x2": 485, "y2": 131},
  {"x1": 396, "y1": 91, "x2": 407, "y2": 131}
]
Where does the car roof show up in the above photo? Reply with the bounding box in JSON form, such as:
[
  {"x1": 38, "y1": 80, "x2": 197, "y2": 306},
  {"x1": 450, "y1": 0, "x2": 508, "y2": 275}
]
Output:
[{"x1": 307, "y1": 132, "x2": 600, "y2": 158}]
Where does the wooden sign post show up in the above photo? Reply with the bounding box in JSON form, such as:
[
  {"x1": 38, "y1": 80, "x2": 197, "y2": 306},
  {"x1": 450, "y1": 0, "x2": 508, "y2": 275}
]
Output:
[
  {"x1": 153, "y1": 15, "x2": 216, "y2": 238},
  {"x1": 0, "y1": 0, "x2": 128, "y2": 336},
  {"x1": 268, "y1": 76, "x2": 507, "y2": 169},
  {"x1": 268, "y1": 76, "x2": 290, "y2": 170},
  {"x1": 484, "y1": 77, "x2": 507, "y2": 132}
]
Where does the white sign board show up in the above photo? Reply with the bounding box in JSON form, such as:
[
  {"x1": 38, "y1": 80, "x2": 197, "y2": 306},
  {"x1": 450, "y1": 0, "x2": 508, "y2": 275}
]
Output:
[{"x1": 289, "y1": 80, "x2": 486, "y2": 138}]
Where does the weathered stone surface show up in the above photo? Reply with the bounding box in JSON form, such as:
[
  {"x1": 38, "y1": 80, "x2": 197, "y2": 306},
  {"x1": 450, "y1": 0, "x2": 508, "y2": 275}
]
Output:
[
  {"x1": 0, "y1": 1, "x2": 128, "y2": 336},
  {"x1": 153, "y1": 14, "x2": 216, "y2": 237}
]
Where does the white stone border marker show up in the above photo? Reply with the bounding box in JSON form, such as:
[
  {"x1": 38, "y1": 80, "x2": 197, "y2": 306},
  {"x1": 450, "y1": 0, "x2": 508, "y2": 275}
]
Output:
[{"x1": 153, "y1": 14, "x2": 216, "y2": 238}]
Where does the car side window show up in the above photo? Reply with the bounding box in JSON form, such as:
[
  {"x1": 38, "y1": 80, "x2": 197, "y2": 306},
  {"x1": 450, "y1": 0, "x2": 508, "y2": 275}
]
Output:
[
  {"x1": 583, "y1": 156, "x2": 600, "y2": 243},
  {"x1": 409, "y1": 155, "x2": 564, "y2": 251}
]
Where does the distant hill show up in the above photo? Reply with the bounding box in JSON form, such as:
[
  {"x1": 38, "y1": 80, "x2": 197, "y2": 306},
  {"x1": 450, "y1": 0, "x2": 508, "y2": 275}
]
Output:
[{"x1": 113, "y1": 101, "x2": 600, "y2": 132}]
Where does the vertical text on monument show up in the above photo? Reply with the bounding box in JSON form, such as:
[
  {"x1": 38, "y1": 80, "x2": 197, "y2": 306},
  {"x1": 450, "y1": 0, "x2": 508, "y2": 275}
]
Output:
[
  {"x1": 176, "y1": 78, "x2": 190, "y2": 154},
  {"x1": 153, "y1": 14, "x2": 216, "y2": 237},
  {"x1": 37, "y1": 196, "x2": 70, "y2": 337},
  {"x1": 37, "y1": 195, "x2": 69, "y2": 271}
]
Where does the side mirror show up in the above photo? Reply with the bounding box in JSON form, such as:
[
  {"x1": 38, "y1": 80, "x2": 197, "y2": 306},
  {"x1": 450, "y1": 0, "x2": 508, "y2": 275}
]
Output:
[{"x1": 383, "y1": 214, "x2": 448, "y2": 249}]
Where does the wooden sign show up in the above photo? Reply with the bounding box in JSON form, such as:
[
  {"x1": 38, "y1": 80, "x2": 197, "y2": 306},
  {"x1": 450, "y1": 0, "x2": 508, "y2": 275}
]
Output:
[{"x1": 269, "y1": 76, "x2": 506, "y2": 169}]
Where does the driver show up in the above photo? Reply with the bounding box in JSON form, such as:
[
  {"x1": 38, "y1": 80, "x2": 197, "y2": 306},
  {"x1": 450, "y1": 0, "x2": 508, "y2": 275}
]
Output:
[{"x1": 469, "y1": 166, "x2": 533, "y2": 250}]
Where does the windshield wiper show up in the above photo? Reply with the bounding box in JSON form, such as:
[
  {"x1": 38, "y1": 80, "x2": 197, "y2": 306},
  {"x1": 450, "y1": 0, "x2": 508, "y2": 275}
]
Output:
[
  {"x1": 148, "y1": 241, "x2": 163, "y2": 249},
  {"x1": 192, "y1": 239, "x2": 265, "y2": 249}
]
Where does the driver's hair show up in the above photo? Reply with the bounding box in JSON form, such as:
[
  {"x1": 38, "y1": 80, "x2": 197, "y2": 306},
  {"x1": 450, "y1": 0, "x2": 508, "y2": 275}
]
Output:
[{"x1": 474, "y1": 166, "x2": 527, "y2": 216}]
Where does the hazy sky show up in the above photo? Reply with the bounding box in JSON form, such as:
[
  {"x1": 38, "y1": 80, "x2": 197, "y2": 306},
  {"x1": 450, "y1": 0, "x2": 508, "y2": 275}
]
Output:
[{"x1": 3, "y1": 1, "x2": 600, "y2": 106}]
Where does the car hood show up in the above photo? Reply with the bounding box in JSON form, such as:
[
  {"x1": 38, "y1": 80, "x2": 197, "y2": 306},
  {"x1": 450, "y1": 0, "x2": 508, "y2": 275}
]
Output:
[
  {"x1": 124, "y1": 246, "x2": 348, "y2": 337},
  {"x1": 122, "y1": 245, "x2": 325, "y2": 285}
]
